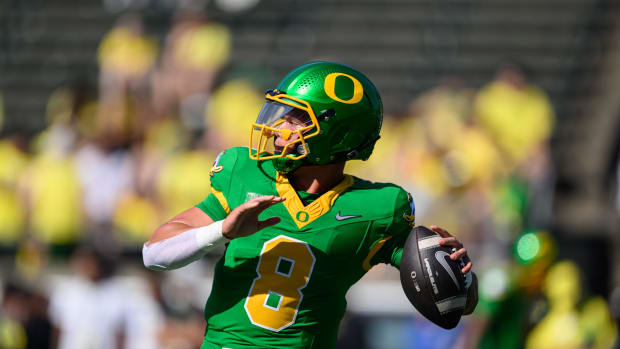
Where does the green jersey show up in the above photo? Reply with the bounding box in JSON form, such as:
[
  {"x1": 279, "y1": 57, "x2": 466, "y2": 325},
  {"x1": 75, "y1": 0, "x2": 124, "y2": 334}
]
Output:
[{"x1": 196, "y1": 147, "x2": 415, "y2": 349}]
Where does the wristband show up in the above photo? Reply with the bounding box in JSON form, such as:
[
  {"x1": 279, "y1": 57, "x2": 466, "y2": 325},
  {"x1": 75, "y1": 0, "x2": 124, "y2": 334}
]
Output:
[{"x1": 195, "y1": 220, "x2": 228, "y2": 251}]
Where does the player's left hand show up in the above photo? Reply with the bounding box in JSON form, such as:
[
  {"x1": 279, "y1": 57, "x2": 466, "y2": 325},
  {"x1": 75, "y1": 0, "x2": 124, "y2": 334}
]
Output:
[{"x1": 430, "y1": 225, "x2": 472, "y2": 275}]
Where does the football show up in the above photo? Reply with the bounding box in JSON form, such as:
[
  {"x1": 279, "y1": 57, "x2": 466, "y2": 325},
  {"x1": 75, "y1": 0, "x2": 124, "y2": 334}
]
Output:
[{"x1": 400, "y1": 226, "x2": 469, "y2": 329}]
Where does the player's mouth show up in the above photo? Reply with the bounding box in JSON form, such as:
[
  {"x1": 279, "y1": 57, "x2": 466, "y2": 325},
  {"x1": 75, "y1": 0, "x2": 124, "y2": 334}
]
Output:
[
  {"x1": 274, "y1": 144, "x2": 296, "y2": 155},
  {"x1": 273, "y1": 136, "x2": 298, "y2": 155}
]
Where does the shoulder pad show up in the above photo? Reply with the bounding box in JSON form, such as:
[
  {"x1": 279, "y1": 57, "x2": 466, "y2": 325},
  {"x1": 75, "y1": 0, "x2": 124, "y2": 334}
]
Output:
[{"x1": 209, "y1": 147, "x2": 247, "y2": 192}]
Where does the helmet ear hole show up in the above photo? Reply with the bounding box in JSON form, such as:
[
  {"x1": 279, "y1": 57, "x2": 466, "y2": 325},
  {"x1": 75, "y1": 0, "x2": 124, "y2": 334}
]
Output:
[
  {"x1": 329, "y1": 128, "x2": 347, "y2": 147},
  {"x1": 317, "y1": 109, "x2": 335, "y2": 121}
]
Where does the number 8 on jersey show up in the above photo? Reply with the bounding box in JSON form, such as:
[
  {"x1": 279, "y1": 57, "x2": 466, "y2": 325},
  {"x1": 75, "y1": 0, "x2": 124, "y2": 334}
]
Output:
[{"x1": 244, "y1": 235, "x2": 316, "y2": 331}]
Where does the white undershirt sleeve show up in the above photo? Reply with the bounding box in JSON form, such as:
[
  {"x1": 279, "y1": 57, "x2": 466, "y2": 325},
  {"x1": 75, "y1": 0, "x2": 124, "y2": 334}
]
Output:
[{"x1": 142, "y1": 220, "x2": 227, "y2": 271}]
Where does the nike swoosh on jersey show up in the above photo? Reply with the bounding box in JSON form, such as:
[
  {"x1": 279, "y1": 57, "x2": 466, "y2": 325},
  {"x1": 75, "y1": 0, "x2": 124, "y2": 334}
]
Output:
[
  {"x1": 434, "y1": 250, "x2": 461, "y2": 290},
  {"x1": 335, "y1": 211, "x2": 362, "y2": 221}
]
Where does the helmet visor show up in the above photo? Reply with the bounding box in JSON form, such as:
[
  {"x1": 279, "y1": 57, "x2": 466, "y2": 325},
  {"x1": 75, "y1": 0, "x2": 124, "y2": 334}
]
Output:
[
  {"x1": 255, "y1": 101, "x2": 312, "y2": 130},
  {"x1": 250, "y1": 99, "x2": 317, "y2": 160}
]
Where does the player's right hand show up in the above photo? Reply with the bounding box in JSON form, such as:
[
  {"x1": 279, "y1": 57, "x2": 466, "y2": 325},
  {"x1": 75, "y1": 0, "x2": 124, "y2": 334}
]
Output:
[{"x1": 222, "y1": 195, "x2": 285, "y2": 239}]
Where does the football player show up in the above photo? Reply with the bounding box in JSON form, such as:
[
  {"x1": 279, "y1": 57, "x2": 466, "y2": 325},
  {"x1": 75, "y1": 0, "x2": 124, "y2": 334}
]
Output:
[{"x1": 143, "y1": 61, "x2": 477, "y2": 348}]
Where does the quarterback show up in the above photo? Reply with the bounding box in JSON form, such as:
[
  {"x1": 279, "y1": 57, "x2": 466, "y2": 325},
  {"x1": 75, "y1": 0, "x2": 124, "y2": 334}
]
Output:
[{"x1": 143, "y1": 61, "x2": 477, "y2": 348}]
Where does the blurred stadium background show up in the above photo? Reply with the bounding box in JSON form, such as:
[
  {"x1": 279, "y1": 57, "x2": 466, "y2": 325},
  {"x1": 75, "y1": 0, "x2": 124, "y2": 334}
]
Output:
[{"x1": 1, "y1": 0, "x2": 620, "y2": 348}]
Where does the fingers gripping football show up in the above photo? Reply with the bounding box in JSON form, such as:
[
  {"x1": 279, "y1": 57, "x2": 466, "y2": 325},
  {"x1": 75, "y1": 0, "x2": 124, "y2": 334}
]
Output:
[
  {"x1": 400, "y1": 226, "x2": 471, "y2": 329},
  {"x1": 223, "y1": 196, "x2": 285, "y2": 239},
  {"x1": 431, "y1": 225, "x2": 472, "y2": 274}
]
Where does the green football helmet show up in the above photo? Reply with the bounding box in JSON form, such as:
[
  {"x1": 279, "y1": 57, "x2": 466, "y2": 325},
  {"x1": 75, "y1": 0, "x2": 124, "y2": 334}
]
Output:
[{"x1": 249, "y1": 61, "x2": 383, "y2": 173}]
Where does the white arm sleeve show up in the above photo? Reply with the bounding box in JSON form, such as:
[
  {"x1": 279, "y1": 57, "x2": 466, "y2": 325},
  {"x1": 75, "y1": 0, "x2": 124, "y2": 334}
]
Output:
[{"x1": 142, "y1": 220, "x2": 227, "y2": 271}]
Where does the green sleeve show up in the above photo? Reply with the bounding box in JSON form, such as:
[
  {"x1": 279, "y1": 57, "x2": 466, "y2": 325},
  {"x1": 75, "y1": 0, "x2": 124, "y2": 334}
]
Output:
[
  {"x1": 195, "y1": 148, "x2": 241, "y2": 220},
  {"x1": 196, "y1": 194, "x2": 229, "y2": 221},
  {"x1": 369, "y1": 188, "x2": 415, "y2": 269}
]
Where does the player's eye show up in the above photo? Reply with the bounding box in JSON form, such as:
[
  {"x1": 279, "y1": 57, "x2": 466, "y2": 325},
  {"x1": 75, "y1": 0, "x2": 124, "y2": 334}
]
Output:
[{"x1": 283, "y1": 110, "x2": 312, "y2": 129}]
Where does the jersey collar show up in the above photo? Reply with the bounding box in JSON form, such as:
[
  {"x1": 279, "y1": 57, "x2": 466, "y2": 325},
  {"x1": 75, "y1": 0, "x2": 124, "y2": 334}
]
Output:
[{"x1": 275, "y1": 173, "x2": 354, "y2": 229}]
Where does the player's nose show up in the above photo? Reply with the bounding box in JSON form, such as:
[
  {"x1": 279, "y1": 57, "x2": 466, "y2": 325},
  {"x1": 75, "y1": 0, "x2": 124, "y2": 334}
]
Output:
[
  {"x1": 279, "y1": 128, "x2": 293, "y2": 140},
  {"x1": 274, "y1": 131, "x2": 299, "y2": 149},
  {"x1": 275, "y1": 121, "x2": 299, "y2": 141}
]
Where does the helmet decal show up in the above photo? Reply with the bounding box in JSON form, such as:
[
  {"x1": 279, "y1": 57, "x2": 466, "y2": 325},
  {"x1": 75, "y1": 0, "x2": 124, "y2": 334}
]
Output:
[{"x1": 323, "y1": 73, "x2": 364, "y2": 104}]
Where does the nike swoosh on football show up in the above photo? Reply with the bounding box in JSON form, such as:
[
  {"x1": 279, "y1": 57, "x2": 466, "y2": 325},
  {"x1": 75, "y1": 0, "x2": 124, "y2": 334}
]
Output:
[
  {"x1": 335, "y1": 211, "x2": 362, "y2": 221},
  {"x1": 434, "y1": 251, "x2": 461, "y2": 290}
]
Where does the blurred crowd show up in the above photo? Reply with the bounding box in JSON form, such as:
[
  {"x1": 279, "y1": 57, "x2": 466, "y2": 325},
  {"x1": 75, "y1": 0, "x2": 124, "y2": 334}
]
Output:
[{"x1": 0, "y1": 10, "x2": 618, "y2": 349}]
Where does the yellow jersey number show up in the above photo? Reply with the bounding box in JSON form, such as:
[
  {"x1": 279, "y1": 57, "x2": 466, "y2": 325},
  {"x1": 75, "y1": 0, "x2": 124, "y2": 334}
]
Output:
[{"x1": 244, "y1": 235, "x2": 316, "y2": 331}]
